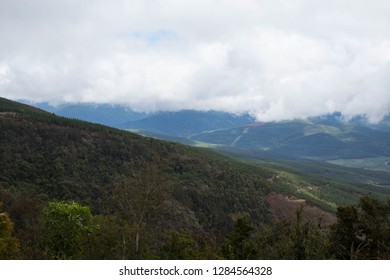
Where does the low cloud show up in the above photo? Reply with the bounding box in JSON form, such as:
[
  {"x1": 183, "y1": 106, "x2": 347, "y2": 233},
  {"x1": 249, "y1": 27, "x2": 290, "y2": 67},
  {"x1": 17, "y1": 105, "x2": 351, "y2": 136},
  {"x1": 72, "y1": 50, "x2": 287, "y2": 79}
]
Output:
[{"x1": 1, "y1": 0, "x2": 389, "y2": 122}]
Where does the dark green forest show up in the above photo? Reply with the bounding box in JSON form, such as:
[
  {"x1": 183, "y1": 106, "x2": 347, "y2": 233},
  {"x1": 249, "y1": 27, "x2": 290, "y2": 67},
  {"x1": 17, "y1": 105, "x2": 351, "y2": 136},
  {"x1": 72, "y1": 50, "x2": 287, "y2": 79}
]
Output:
[{"x1": 1, "y1": 97, "x2": 390, "y2": 259}]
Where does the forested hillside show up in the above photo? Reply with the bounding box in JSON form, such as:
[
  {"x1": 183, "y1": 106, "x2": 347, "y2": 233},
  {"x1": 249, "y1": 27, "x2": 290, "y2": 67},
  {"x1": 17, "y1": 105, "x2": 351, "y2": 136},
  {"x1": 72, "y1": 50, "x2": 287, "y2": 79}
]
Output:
[
  {"x1": 2, "y1": 97, "x2": 390, "y2": 260},
  {"x1": 0, "y1": 97, "x2": 271, "y2": 259}
]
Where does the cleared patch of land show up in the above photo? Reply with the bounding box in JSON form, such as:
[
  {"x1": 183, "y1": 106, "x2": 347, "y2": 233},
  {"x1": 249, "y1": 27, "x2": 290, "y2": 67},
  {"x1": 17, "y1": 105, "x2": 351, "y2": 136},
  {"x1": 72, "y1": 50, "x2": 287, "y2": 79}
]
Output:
[{"x1": 266, "y1": 192, "x2": 336, "y2": 226}]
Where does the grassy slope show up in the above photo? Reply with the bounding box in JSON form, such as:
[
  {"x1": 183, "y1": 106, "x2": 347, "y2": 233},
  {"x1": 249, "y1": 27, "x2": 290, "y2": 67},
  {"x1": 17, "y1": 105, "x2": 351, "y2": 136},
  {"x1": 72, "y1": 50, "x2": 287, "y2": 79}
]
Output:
[
  {"x1": 190, "y1": 120, "x2": 390, "y2": 160},
  {"x1": 188, "y1": 117, "x2": 390, "y2": 211},
  {"x1": 212, "y1": 146, "x2": 390, "y2": 212},
  {"x1": 128, "y1": 125, "x2": 390, "y2": 213},
  {"x1": 127, "y1": 116, "x2": 390, "y2": 213}
]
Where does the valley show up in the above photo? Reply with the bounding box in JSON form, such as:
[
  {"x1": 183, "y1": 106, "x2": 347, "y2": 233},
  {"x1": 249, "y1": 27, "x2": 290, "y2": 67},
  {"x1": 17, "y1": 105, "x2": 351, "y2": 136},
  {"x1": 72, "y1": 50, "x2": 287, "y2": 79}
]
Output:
[{"x1": 327, "y1": 157, "x2": 390, "y2": 173}]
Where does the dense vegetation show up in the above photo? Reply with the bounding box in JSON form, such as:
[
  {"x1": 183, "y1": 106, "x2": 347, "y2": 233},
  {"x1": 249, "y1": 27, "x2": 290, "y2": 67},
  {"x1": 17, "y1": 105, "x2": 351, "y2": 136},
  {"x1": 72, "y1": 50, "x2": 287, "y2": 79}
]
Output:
[
  {"x1": 213, "y1": 146, "x2": 390, "y2": 212},
  {"x1": 0, "y1": 97, "x2": 270, "y2": 259},
  {"x1": 2, "y1": 97, "x2": 390, "y2": 260}
]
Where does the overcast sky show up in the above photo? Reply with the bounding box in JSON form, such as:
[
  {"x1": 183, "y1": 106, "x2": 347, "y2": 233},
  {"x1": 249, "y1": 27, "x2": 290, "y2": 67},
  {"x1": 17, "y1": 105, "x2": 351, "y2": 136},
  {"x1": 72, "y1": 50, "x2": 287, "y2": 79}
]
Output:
[{"x1": 1, "y1": 0, "x2": 389, "y2": 122}]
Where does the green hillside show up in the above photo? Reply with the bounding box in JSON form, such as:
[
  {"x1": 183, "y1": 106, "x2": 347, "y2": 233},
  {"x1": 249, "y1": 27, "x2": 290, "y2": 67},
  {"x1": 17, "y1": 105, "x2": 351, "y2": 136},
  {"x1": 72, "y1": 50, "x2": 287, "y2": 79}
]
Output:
[
  {"x1": 190, "y1": 120, "x2": 390, "y2": 160},
  {"x1": 3, "y1": 97, "x2": 390, "y2": 260},
  {"x1": 0, "y1": 97, "x2": 271, "y2": 259},
  {"x1": 213, "y1": 145, "x2": 390, "y2": 212}
]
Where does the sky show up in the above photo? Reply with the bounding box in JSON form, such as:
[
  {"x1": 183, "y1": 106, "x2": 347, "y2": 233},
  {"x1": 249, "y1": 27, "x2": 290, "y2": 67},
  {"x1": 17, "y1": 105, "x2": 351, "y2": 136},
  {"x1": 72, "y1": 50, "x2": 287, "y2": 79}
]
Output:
[{"x1": 0, "y1": 0, "x2": 390, "y2": 122}]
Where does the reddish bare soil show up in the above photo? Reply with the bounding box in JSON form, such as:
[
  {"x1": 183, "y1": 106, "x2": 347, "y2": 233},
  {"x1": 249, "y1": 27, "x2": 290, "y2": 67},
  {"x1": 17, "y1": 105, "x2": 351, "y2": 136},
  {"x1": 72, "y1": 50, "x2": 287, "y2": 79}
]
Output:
[{"x1": 266, "y1": 192, "x2": 336, "y2": 226}]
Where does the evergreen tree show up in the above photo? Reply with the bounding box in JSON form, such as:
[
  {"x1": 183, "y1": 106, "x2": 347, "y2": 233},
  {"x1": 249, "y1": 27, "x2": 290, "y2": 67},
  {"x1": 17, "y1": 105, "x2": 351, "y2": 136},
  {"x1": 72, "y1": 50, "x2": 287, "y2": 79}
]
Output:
[{"x1": 220, "y1": 217, "x2": 256, "y2": 259}]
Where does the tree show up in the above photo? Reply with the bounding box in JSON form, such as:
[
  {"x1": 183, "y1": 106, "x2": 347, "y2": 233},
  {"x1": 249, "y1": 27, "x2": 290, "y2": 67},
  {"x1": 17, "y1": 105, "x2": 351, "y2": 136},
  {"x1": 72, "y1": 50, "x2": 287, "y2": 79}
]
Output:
[
  {"x1": 255, "y1": 221, "x2": 295, "y2": 259},
  {"x1": 329, "y1": 196, "x2": 390, "y2": 259},
  {"x1": 81, "y1": 215, "x2": 131, "y2": 260},
  {"x1": 329, "y1": 205, "x2": 361, "y2": 259},
  {"x1": 111, "y1": 160, "x2": 170, "y2": 259},
  {"x1": 220, "y1": 216, "x2": 256, "y2": 259},
  {"x1": 292, "y1": 206, "x2": 309, "y2": 260},
  {"x1": 40, "y1": 201, "x2": 97, "y2": 259},
  {"x1": 254, "y1": 207, "x2": 329, "y2": 260},
  {"x1": 0, "y1": 201, "x2": 19, "y2": 259},
  {"x1": 9, "y1": 192, "x2": 43, "y2": 259},
  {"x1": 160, "y1": 231, "x2": 200, "y2": 259},
  {"x1": 358, "y1": 196, "x2": 390, "y2": 259}
]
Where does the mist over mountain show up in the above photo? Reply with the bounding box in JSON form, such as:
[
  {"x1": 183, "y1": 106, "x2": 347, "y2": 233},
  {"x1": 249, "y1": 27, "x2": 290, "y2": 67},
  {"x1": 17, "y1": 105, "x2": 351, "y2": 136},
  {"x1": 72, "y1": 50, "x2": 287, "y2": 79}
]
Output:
[
  {"x1": 31, "y1": 102, "x2": 147, "y2": 128},
  {"x1": 3, "y1": 1, "x2": 390, "y2": 123},
  {"x1": 21, "y1": 100, "x2": 390, "y2": 164},
  {"x1": 191, "y1": 117, "x2": 390, "y2": 160},
  {"x1": 123, "y1": 110, "x2": 255, "y2": 137},
  {"x1": 3, "y1": 0, "x2": 390, "y2": 261},
  {"x1": 22, "y1": 101, "x2": 255, "y2": 136}
]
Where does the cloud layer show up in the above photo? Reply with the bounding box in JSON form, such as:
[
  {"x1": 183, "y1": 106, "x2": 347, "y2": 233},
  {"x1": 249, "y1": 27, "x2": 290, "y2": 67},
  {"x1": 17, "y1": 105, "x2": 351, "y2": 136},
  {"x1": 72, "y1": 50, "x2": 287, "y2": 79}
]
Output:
[{"x1": 1, "y1": 0, "x2": 390, "y2": 122}]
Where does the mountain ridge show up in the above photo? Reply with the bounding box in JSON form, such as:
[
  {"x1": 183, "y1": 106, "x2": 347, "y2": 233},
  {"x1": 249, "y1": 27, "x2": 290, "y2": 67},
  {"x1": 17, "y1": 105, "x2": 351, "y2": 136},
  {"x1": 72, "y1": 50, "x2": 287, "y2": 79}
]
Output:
[
  {"x1": 190, "y1": 118, "x2": 390, "y2": 161},
  {"x1": 120, "y1": 109, "x2": 255, "y2": 137}
]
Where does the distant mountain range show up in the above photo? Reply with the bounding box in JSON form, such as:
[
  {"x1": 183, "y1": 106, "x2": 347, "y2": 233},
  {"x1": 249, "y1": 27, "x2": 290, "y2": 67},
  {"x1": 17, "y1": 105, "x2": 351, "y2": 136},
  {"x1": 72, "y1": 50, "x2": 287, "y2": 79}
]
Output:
[
  {"x1": 123, "y1": 110, "x2": 255, "y2": 137},
  {"x1": 26, "y1": 101, "x2": 390, "y2": 165},
  {"x1": 190, "y1": 118, "x2": 390, "y2": 160},
  {"x1": 31, "y1": 102, "x2": 147, "y2": 128},
  {"x1": 30, "y1": 102, "x2": 256, "y2": 137}
]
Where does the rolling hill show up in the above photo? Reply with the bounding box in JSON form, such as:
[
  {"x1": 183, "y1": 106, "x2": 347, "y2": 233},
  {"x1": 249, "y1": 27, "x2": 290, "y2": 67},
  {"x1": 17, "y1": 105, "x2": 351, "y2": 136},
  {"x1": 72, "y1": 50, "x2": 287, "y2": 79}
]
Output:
[
  {"x1": 27, "y1": 101, "x2": 390, "y2": 167},
  {"x1": 28, "y1": 102, "x2": 256, "y2": 136},
  {"x1": 190, "y1": 118, "x2": 390, "y2": 161},
  {"x1": 122, "y1": 110, "x2": 255, "y2": 137}
]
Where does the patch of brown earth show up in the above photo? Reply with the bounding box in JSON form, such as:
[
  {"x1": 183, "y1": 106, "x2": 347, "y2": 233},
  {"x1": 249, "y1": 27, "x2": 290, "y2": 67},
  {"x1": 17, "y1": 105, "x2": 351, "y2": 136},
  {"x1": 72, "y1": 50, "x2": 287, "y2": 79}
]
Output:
[{"x1": 266, "y1": 192, "x2": 336, "y2": 226}]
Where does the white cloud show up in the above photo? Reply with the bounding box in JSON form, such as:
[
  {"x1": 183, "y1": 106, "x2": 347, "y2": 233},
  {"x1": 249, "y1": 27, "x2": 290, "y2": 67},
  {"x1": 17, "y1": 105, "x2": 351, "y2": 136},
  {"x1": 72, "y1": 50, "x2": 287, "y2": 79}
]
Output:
[{"x1": 0, "y1": 0, "x2": 390, "y2": 122}]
